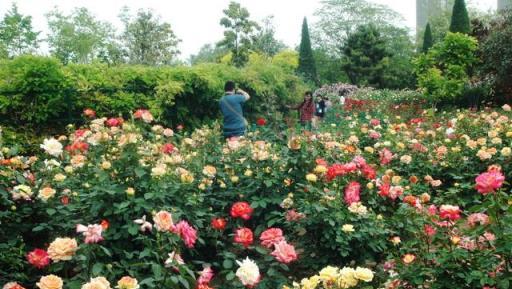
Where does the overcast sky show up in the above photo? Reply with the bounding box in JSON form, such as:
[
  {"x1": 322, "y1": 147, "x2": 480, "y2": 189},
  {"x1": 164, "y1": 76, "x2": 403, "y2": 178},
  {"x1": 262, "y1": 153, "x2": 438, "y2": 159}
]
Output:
[{"x1": 0, "y1": 0, "x2": 497, "y2": 60}]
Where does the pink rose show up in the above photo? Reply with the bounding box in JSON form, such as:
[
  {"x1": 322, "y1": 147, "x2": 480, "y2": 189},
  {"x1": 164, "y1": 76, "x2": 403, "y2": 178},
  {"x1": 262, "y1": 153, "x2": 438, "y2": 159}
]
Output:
[
  {"x1": 271, "y1": 241, "x2": 298, "y2": 264},
  {"x1": 475, "y1": 171, "x2": 505, "y2": 195},
  {"x1": 344, "y1": 181, "x2": 361, "y2": 205},
  {"x1": 197, "y1": 266, "x2": 214, "y2": 285},
  {"x1": 379, "y1": 148, "x2": 394, "y2": 165},
  {"x1": 76, "y1": 224, "x2": 103, "y2": 244},
  {"x1": 174, "y1": 220, "x2": 197, "y2": 248},
  {"x1": 259, "y1": 228, "x2": 285, "y2": 248},
  {"x1": 467, "y1": 213, "x2": 489, "y2": 227},
  {"x1": 439, "y1": 205, "x2": 461, "y2": 221}
]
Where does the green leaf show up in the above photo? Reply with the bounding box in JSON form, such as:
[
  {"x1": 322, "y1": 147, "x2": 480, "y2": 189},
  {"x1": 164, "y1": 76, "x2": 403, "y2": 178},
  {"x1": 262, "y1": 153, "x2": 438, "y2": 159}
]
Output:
[
  {"x1": 46, "y1": 208, "x2": 56, "y2": 215},
  {"x1": 223, "y1": 259, "x2": 233, "y2": 269},
  {"x1": 135, "y1": 167, "x2": 146, "y2": 177},
  {"x1": 226, "y1": 271, "x2": 235, "y2": 281},
  {"x1": 92, "y1": 263, "x2": 103, "y2": 275}
]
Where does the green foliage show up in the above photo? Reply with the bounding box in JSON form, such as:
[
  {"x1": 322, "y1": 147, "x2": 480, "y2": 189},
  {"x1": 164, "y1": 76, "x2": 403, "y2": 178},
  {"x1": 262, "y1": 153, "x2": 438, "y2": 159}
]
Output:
[
  {"x1": 478, "y1": 10, "x2": 512, "y2": 103},
  {"x1": 0, "y1": 55, "x2": 306, "y2": 150},
  {"x1": 46, "y1": 7, "x2": 116, "y2": 64},
  {"x1": 120, "y1": 8, "x2": 180, "y2": 65},
  {"x1": 449, "y1": 0, "x2": 471, "y2": 34},
  {"x1": 422, "y1": 23, "x2": 434, "y2": 53},
  {"x1": 414, "y1": 32, "x2": 478, "y2": 105},
  {"x1": 272, "y1": 50, "x2": 299, "y2": 73},
  {"x1": 189, "y1": 44, "x2": 228, "y2": 65},
  {"x1": 341, "y1": 25, "x2": 390, "y2": 88},
  {"x1": 252, "y1": 16, "x2": 286, "y2": 56},
  {"x1": 218, "y1": 2, "x2": 260, "y2": 67},
  {"x1": 298, "y1": 17, "x2": 318, "y2": 85},
  {"x1": 0, "y1": 55, "x2": 69, "y2": 126},
  {"x1": 313, "y1": 0, "x2": 402, "y2": 56},
  {"x1": 0, "y1": 3, "x2": 40, "y2": 57}
]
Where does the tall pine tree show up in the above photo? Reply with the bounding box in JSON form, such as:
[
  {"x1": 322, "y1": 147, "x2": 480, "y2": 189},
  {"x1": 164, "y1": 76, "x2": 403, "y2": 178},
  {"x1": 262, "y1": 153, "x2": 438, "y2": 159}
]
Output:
[
  {"x1": 449, "y1": 0, "x2": 470, "y2": 34},
  {"x1": 422, "y1": 23, "x2": 433, "y2": 53},
  {"x1": 297, "y1": 17, "x2": 318, "y2": 85}
]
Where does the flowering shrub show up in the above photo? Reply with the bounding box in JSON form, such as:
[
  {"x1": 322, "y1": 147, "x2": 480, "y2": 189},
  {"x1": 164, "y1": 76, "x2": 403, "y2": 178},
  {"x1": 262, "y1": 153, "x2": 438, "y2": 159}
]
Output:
[{"x1": 2, "y1": 101, "x2": 512, "y2": 288}]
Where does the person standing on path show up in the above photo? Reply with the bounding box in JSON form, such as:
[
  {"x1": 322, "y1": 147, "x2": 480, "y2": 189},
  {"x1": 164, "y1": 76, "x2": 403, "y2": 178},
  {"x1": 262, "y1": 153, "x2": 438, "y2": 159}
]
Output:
[
  {"x1": 219, "y1": 81, "x2": 250, "y2": 140},
  {"x1": 289, "y1": 91, "x2": 315, "y2": 131}
]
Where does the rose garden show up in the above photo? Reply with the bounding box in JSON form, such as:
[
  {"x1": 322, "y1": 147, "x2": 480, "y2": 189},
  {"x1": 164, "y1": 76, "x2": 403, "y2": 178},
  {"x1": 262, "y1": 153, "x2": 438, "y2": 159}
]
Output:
[{"x1": 1, "y1": 0, "x2": 512, "y2": 289}]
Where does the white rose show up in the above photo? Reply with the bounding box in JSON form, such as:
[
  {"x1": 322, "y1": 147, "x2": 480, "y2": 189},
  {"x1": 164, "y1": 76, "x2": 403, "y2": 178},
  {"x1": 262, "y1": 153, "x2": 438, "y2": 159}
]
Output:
[
  {"x1": 236, "y1": 258, "x2": 260, "y2": 287},
  {"x1": 40, "y1": 138, "x2": 63, "y2": 157}
]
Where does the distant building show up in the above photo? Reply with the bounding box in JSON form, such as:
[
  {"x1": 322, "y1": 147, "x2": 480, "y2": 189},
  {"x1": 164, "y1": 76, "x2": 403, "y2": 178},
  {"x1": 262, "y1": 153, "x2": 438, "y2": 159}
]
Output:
[{"x1": 498, "y1": 0, "x2": 512, "y2": 10}]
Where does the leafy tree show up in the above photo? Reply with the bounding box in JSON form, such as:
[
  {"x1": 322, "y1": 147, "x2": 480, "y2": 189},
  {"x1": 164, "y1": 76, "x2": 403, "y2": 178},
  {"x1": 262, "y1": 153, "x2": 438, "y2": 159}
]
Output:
[
  {"x1": 341, "y1": 24, "x2": 391, "y2": 88},
  {"x1": 414, "y1": 32, "x2": 478, "y2": 105},
  {"x1": 120, "y1": 8, "x2": 180, "y2": 65},
  {"x1": 218, "y1": 1, "x2": 259, "y2": 67},
  {"x1": 450, "y1": 0, "x2": 471, "y2": 34},
  {"x1": 46, "y1": 7, "x2": 114, "y2": 64},
  {"x1": 313, "y1": 0, "x2": 402, "y2": 56},
  {"x1": 189, "y1": 44, "x2": 228, "y2": 65},
  {"x1": 252, "y1": 16, "x2": 286, "y2": 56},
  {"x1": 0, "y1": 3, "x2": 39, "y2": 57},
  {"x1": 298, "y1": 17, "x2": 318, "y2": 85},
  {"x1": 272, "y1": 49, "x2": 299, "y2": 72},
  {"x1": 423, "y1": 23, "x2": 434, "y2": 52},
  {"x1": 314, "y1": 48, "x2": 348, "y2": 85}
]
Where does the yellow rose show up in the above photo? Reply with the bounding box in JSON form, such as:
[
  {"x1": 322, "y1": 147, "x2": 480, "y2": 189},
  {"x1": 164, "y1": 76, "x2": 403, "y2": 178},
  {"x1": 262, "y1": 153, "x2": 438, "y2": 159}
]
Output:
[
  {"x1": 354, "y1": 267, "x2": 374, "y2": 282},
  {"x1": 202, "y1": 165, "x2": 217, "y2": 178},
  {"x1": 117, "y1": 276, "x2": 139, "y2": 289},
  {"x1": 36, "y1": 274, "x2": 63, "y2": 289},
  {"x1": 101, "y1": 161, "x2": 112, "y2": 170},
  {"x1": 47, "y1": 238, "x2": 78, "y2": 262},
  {"x1": 38, "y1": 187, "x2": 56, "y2": 201},
  {"x1": 244, "y1": 169, "x2": 253, "y2": 177},
  {"x1": 306, "y1": 173, "x2": 318, "y2": 183},
  {"x1": 126, "y1": 187, "x2": 135, "y2": 196},
  {"x1": 366, "y1": 182, "x2": 374, "y2": 190},
  {"x1": 314, "y1": 165, "x2": 327, "y2": 174},
  {"x1": 391, "y1": 176, "x2": 402, "y2": 185},
  {"x1": 337, "y1": 267, "x2": 358, "y2": 287},
  {"x1": 501, "y1": 147, "x2": 511, "y2": 156},
  {"x1": 319, "y1": 266, "x2": 339, "y2": 283},
  {"x1": 231, "y1": 176, "x2": 239, "y2": 183},
  {"x1": 180, "y1": 173, "x2": 194, "y2": 183},
  {"x1": 342, "y1": 224, "x2": 354, "y2": 233},
  {"x1": 54, "y1": 173, "x2": 66, "y2": 182}
]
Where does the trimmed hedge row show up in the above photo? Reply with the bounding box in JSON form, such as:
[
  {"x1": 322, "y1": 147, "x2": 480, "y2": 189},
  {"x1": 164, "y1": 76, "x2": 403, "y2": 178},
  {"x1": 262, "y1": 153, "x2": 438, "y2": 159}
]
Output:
[{"x1": 0, "y1": 55, "x2": 307, "y2": 150}]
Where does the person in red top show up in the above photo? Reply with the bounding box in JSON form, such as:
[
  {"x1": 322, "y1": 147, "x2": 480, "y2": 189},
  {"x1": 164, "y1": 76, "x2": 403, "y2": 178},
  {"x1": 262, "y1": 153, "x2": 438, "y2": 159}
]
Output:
[{"x1": 289, "y1": 91, "x2": 315, "y2": 131}]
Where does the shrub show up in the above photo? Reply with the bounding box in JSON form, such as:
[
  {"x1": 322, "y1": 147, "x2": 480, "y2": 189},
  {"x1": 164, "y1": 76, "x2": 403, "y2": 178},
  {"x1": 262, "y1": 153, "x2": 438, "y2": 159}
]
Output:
[{"x1": 414, "y1": 32, "x2": 478, "y2": 106}]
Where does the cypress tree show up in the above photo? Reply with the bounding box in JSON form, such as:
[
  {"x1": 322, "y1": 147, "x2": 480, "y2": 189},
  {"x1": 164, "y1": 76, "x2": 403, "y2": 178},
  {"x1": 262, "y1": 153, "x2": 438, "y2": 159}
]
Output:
[
  {"x1": 297, "y1": 17, "x2": 318, "y2": 84},
  {"x1": 422, "y1": 23, "x2": 433, "y2": 53},
  {"x1": 449, "y1": 0, "x2": 470, "y2": 34}
]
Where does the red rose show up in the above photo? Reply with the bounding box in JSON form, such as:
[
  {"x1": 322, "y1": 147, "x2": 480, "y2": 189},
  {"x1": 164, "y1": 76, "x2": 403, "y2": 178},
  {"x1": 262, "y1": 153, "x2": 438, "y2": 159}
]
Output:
[
  {"x1": 61, "y1": 195, "x2": 70, "y2": 205},
  {"x1": 230, "y1": 202, "x2": 253, "y2": 220},
  {"x1": 26, "y1": 248, "x2": 50, "y2": 269},
  {"x1": 234, "y1": 227, "x2": 253, "y2": 248},
  {"x1": 161, "y1": 143, "x2": 175, "y2": 154},
  {"x1": 106, "y1": 117, "x2": 123, "y2": 127},
  {"x1": 211, "y1": 218, "x2": 227, "y2": 230},
  {"x1": 101, "y1": 219, "x2": 109, "y2": 230},
  {"x1": 256, "y1": 118, "x2": 266, "y2": 126}
]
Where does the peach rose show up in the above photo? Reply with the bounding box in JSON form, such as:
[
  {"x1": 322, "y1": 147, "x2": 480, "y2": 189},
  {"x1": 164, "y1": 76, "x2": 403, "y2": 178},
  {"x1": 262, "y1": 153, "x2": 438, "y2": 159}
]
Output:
[
  {"x1": 36, "y1": 275, "x2": 63, "y2": 289},
  {"x1": 117, "y1": 276, "x2": 139, "y2": 289},
  {"x1": 47, "y1": 238, "x2": 78, "y2": 262},
  {"x1": 38, "y1": 187, "x2": 56, "y2": 201},
  {"x1": 153, "y1": 210, "x2": 174, "y2": 232},
  {"x1": 81, "y1": 277, "x2": 111, "y2": 289}
]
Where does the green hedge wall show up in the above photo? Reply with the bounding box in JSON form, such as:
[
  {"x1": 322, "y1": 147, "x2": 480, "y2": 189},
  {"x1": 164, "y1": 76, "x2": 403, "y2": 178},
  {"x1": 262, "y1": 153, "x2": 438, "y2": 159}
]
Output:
[{"x1": 0, "y1": 55, "x2": 307, "y2": 145}]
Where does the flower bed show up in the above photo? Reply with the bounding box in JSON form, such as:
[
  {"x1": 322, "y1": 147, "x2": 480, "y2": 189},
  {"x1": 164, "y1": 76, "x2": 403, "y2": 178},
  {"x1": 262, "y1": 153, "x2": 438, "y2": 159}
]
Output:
[{"x1": 2, "y1": 104, "x2": 512, "y2": 289}]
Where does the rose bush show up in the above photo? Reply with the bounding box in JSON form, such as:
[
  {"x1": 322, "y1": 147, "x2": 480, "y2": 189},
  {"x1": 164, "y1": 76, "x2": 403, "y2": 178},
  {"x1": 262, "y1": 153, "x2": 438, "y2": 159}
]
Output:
[{"x1": 2, "y1": 99, "x2": 512, "y2": 288}]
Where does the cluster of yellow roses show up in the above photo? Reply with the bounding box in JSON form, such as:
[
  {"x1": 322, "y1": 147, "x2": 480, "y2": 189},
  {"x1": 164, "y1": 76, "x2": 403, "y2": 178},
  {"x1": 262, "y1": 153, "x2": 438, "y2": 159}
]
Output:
[{"x1": 284, "y1": 265, "x2": 374, "y2": 289}]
